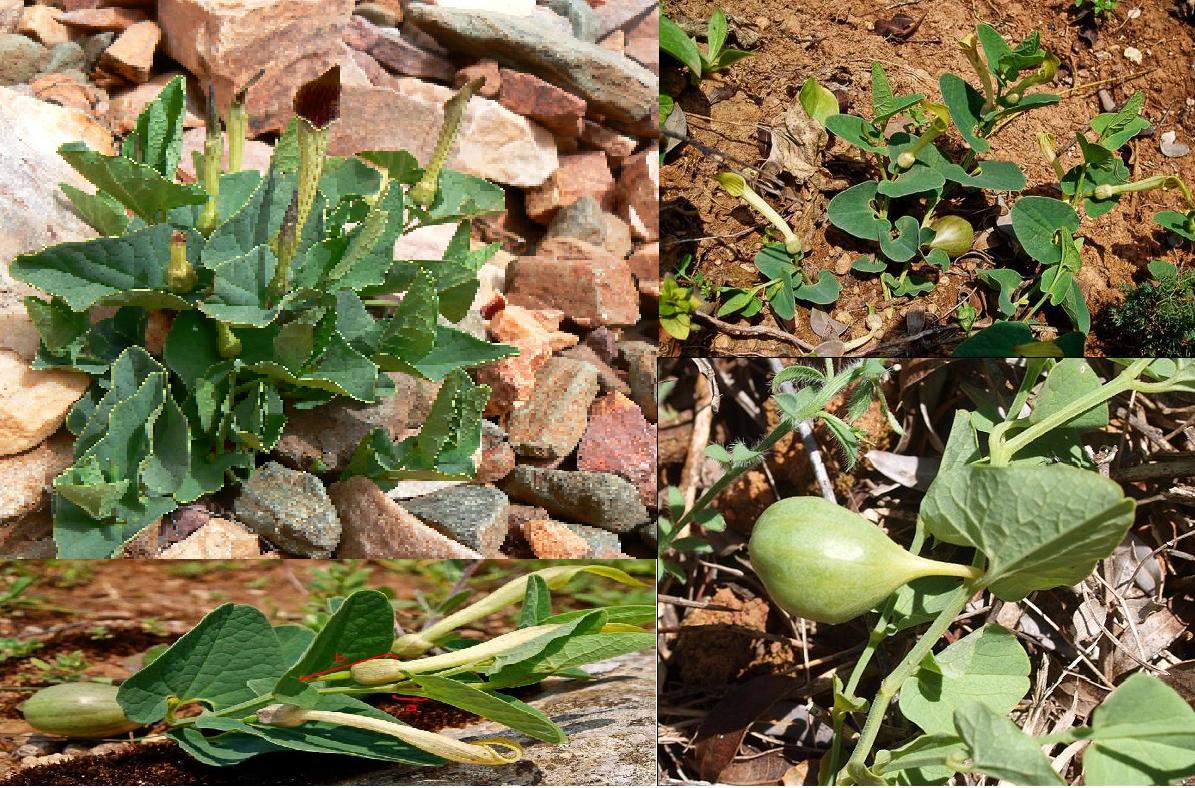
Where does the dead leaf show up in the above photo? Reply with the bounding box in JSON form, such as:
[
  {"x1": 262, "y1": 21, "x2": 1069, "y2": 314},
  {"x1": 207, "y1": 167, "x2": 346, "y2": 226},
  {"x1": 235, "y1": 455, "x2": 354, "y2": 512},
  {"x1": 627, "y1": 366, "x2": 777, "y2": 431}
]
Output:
[
  {"x1": 809, "y1": 308, "x2": 846, "y2": 339},
  {"x1": 765, "y1": 104, "x2": 828, "y2": 185},
  {"x1": 1112, "y1": 608, "x2": 1186, "y2": 678},
  {"x1": 872, "y1": 12, "x2": 926, "y2": 40},
  {"x1": 718, "y1": 750, "x2": 795, "y2": 784},
  {"x1": 865, "y1": 450, "x2": 940, "y2": 490},
  {"x1": 692, "y1": 673, "x2": 803, "y2": 782}
]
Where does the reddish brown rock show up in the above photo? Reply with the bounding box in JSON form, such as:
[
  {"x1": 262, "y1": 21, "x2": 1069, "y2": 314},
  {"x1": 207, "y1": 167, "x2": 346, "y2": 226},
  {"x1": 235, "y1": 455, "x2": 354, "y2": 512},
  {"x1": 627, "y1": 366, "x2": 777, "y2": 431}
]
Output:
[
  {"x1": 56, "y1": 7, "x2": 149, "y2": 32},
  {"x1": 578, "y1": 391, "x2": 655, "y2": 506},
  {"x1": 508, "y1": 356, "x2": 599, "y2": 460},
  {"x1": 157, "y1": 0, "x2": 353, "y2": 134},
  {"x1": 456, "y1": 58, "x2": 500, "y2": 97},
  {"x1": 344, "y1": 15, "x2": 454, "y2": 82},
  {"x1": 628, "y1": 241, "x2": 659, "y2": 294},
  {"x1": 99, "y1": 19, "x2": 159, "y2": 83},
  {"x1": 477, "y1": 423, "x2": 516, "y2": 484},
  {"x1": 623, "y1": 8, "x2": 658, "y2": 73},
  {"x1": 525, "y1": 151, "x2": 615, "y2": 223},
  {"x1": 580, "y1": 120, "x2": 638, "y2": 160},
  {"x1": 506, "y1": 237, "x2": 639, "y2": 327},
  {"x1": 497, "y1": 67, "x2": 586, "y2": 137},
  {"x1": 523, "y1": 519, "x2": 591, "y2": 559},
  {"x1": 560, "y1": 344, "x2": 630, "y2": 397},
  {"x1": 18, "y1": 5, "x2": 75, "y2": 46},
  {"x1": 30, "y1": 73, "x2": 102, "y2": 113},
  {"x1": 328, "y1": 476, "x2": 482, "y2": 558},
  {"x1": 476, "y1": 304, "x2": 578, "y2": 415},
  {"x1": 616, "y1": 147, "x2": 658, "y2": 241}
]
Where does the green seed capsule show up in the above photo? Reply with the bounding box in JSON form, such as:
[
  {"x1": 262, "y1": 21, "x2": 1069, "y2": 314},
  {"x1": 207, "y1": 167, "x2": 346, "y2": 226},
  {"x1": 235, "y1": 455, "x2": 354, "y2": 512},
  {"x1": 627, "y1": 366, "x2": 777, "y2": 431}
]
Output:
[
  {"x1": 749, "y1": 497, "x2": 980, "y2": 624},
  {"x1": 22, "y1": 683, "x2": 140, "y2": 739},
  {"x1": 927, "y1": 215, "x2": 975, "y2": 259}
]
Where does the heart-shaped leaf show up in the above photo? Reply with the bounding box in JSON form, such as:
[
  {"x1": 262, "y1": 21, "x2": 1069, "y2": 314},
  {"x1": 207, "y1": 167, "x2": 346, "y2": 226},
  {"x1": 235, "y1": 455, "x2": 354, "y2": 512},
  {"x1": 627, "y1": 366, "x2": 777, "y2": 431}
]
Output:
[
  {"x1": 1010, "y1": 196, "x2": 1079, "y2": 264},
  {"x1": 827, "y1": 181, "x2": 890, "y2": 241}
]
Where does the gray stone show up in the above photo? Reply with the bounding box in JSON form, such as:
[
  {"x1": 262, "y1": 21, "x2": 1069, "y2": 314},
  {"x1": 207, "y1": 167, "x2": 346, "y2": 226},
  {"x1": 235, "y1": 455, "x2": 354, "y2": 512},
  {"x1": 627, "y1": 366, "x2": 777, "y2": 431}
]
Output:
[
  {"x1": 354, "y1": 2, "x2": 399, "y2": 28},
  {"x1": 619, "y1": 340, "x2": 657, "y2": 421},
  {"x1": 507, "y1": 356, "x2": 599, "y2": 460},
  {"x1": 401, "y1": 484, "x2": 509, "y2": 555},
  {"x1": 547, "y1": 0, "x2": 598, "y2": 42},
  {"x1": 42, "y1": 41, "x2": 84, "y2": 74},
  {"x1": 80, "y1": 32, "x2": 114, "y2": 72},
  {"x1": 636, "y1": 519, "x2": 656, "y2": 548},
  {"x1": 502, "y1": 466, "x2": 647, "y2": 533},
  {"x1": 330, "y1": 652, "x2": 654, "y2": 785},
  {"x1": 544, "y1": 195, "x2": 633, "y2": 259},
  {"x1": 233, "y1": 462, "x2": 342, "y2": 557},
  {"x1": 406, "y1": 3, "x2": 654, "y2": 133},
  {"x1": 0, "y1": 34, "x2": 48, "y2": 85},
  {"x1": 564, "y1": 520, "x2": 623, "y2": 556}
]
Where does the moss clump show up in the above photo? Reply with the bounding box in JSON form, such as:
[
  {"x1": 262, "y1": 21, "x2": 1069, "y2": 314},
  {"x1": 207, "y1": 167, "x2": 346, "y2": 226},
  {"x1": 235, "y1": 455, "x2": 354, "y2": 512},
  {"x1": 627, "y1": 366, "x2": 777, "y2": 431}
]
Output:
[{"x1": 1108, "y1": 263, "x2": 1195, "y2": 355}]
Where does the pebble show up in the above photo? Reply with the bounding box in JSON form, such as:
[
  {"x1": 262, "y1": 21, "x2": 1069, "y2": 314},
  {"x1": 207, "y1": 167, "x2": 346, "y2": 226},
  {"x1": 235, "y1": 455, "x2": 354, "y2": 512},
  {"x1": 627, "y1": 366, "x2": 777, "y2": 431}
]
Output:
[
  {"x1": 508, "y1": 356, "x2": 599, "y2": 459},
  {"x1": 44, "y1": 40, "x2": 85, "y2": 73},
  {"x1": 0, "y1": 350, "x2": 89, "y2": 457},
  {"x1": 619, "y1": 340, "x2": 657, "y2": 421},
  {"x1": 328, "y1": 476, "x2": 482, "y2": 558},
  {"x1": 544, "y1": 194, "x2": 632, "y2": 258},
  {"x1": 158, "y1": 518, "x2": 261, "y2": 559},
  {"x1": 401, "y1": 484, "x2": 510, "y2": 555},
  {"x1": 502, "y1": 466, "x2": 648, "y2": 533},
  {"x1": 233, "y1": 462, "x2": 341, "y2": 557},
  {"x1": 506, "y1": 237, "x2": 640, "y2": 327},
  {"x1": 577, "y1": 392, "x2": 656, "y2": 506},
  {"x1": 523, "y1": 518, "x2": 591, "y2": 558}
]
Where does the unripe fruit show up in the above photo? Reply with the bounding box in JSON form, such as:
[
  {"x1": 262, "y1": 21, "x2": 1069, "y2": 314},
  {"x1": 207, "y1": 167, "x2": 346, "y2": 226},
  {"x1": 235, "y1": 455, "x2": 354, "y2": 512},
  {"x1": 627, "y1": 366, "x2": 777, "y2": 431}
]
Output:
[
  {"x1": 1093, "y1": 184, "x2": 1115, "y2": 201},
  {"x1": 22, "y1": 683, "x2": 140, "y2": 739},
  {"x1": 895, "y1": 151, "x2": 917, "y2": 170},
  {"x1": 748, "y1": 497, "x2": 980, "y2": 624},
  {"x1": 927, "y1": 215, "x2": 975, "y2": 259}
]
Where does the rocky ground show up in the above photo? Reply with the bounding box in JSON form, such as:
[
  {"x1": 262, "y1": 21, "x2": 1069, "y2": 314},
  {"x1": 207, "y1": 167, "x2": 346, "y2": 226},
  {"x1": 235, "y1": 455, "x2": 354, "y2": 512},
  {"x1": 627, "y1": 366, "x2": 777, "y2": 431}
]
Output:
[{"x1": 0, "y1": 0, "x2": 660, "y2": 560}]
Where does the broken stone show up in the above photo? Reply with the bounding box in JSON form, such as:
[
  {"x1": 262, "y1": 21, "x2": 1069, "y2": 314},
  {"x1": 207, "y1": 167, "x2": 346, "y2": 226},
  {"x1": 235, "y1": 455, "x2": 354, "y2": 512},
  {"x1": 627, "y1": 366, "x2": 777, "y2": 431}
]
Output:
[
  {"x1": 158, "y1": 518, "x2": 261, "y2": 559},
  {"x1": 329, "y1": 79, "x2": 558, "y2": 188},
  {"x1": 476, "y1": 304, "x2": 577, "y2": 415},
  {"x1": 406, "y1": 3, "x2": 655, "y2": 133},
  {"x1": 502, "y1": 466, "x2": 648, "y2": 533},
  {"x1": 0, "y1": 33, "x2": 49, "y2": 84},
  {"x1": 525, "y1": 151, "x2": 615, "y2": 223},
  {"x1": 56, "y1": 7, "x2": 150, "y2": 32},
  {"x1": 354, "y1": 1, "x2": 401, "y2": 28},
  {"x1": 580, "y1": 119, "x2": 638, "y2": 160},
  {"x1": 506, "y1": 237, "x2": 639, "y2": 326},
  {"x1": 44, "y1": 40, "x2": 85, "y2": 73},
  {"x1": 523, "y1": 518, "x2": 591, "y2": 558},
  {"x1": 627, "y1": 241, "x2": 659, "y2": 293},
  {"x1": 616, "y1": 147, "x2": 658, "y2": 241},
  {"x1": 0, "y1": 351, "x2": 88, "y2": 457},
  {"x1": 344, "y1": 15, "x2": 454, "y2": 82},
  {"x1": 498, "y1": 67, "x2": 586, "y2": 137},
  {"x1": 559, "y1": 344, "x2": 631, "y2": 397},
  {"x1": 401, "y1": 484, "x2": 510, "y2": 555},
  {"x1": 477, "y1": 420, "x2": 516, "y2": 483},
  {"x1": 456, "y1": 58, "x2": 500, "y2": 97},
  {"x1": 329, "y1": 476, "x2": 482, "y2": 558},
  {"x1": 157, "y1": 0, "x2": 353, "y2": 135},
  {"x1": 0, "y1": 0, "x2": 19, "y2": 35},
  {"x1": 0, "y1": 432, "x2": 72, "y2": 522},
  {"x1": 619, "y1": 340, "x2": 657, "y2": 421},
  {"x1": 233, "y1": 461, "x2": 341, "y2": 558},
  {"x1": 508, "y1": 356, "x2": 599, "y2": 459},
  {"x1": 544, "y1": 194, "x2": 632, "y2": 258},
  {"x1": 577, "y1": 392, "x2": 655, "y2": 506},
  {"x1": 29, "y1": 72, "x2": 101, "y2": 112},
  {"x1": 98, "y1": 19, "x2": 159, "y2": 83},
  {"x1": 18, "y1": 5, "x2": 75, "y2": 47}
]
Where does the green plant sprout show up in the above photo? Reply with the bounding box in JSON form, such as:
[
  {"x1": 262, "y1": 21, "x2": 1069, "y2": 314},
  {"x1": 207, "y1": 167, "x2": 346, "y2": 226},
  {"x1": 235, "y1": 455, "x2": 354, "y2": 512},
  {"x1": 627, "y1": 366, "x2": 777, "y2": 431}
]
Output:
[
  {"x1": 1074, "y1": 0, "x2": 1120, "y2": 17},
  {"x1": 660, "y1": 274, "x2": 702, "y2": 341},
  {"x1": 660, "y1": 8, "x2": 753, "y2": 86},
  {"x1": 718, "y1": 358, "x2": 1195, "y2": 785},
  {"x1": 10, "y1": 68, "x2": 518, "y2": 558},
  {"x1": 21, "y1": 566, "x2": 653, "y2": 767},
  {"x1": 812, "y1": 25, "x2": 1058, "y2": 299}
]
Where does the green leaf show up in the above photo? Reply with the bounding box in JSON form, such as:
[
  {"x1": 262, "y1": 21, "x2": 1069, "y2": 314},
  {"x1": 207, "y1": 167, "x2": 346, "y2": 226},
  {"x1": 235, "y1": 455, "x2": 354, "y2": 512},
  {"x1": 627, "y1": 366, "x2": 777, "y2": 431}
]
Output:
[
  {"x1": 282, "y1": 589, "x2": 395, "y2": 685},
  {"x1": 1154, "y1": 210, "x2": 1195, "y2": 242},
  {"x1": 660, "y1": 13, "x2": 703, "y2": 77},
  {"x1": 879, "y1": 215, "x2": 921, "y2": 263},
  {"x1": 200, "y1": 171, "x2": 276, "y2": 268},
  {"x1": 198, "y1": 245, "x2": 282, "y2": 328},
  {"x1": 939, "y1": 74, "x2": 990, "y2": 153},
  {"x1": 60, "y1": 182, "x2": 130, "y2": 237},
  {"x1": 1010, "y1": 196, "x2": 1080, "y2": 265},
  {"x1": 518, "y1": 574, "x2": 551, "y2": 628},
  {"x1": 410, "y1": 674, "x2": 566, "y2": 743},
  {"x1": 883, "y1": 576, "x2": 966, "y2": 635},
  {"x1": 899, "y1": 624, "x2": 1030, "y2": 735},
  {"x1": 975, "y1": 24, "x2": 1012, "y2": 75},
  {"x1": 141, "y1": 392, "x2": 191, "y2": 495},
  {"x1": 1028, "y1": 359, "x2": 1108, "y2": 431},
  {"x1": 378, "y1": 268, "x2": 438, "y2": 364},
  {"x1": 230, "y1": 382, "x2": 286, "y2": 452},
  {"x1": 870, "y1": 62, "x2": 924, "y2": 124},
  {"x1": 827, "y1": 181, "x2": 890, "y2": 241},
  {"x1": 10, "y1": 224, "x2": 176, "y2": 312},
  {"x1": 121, "y1": 75, "x2": 186, "y2": 178},
  {"x1": 921, "y1": 463, "x2": 1135, "y2": 600},
  {"x1": 877, "y1": 165, "x2": 945, "y2": 198},
  {"x1": 938, "y1": 160, "x2": 1025, "y2": 191},
  {"x1": 1090, "y1": 91, "x2": 1148, "y2": 150},
  {"x1": 118, "y1": 603, "x2": 288, "y2": 723},
  {"x1": 799, "y1": 77, "x2": 838, "y2": 125},
  {"x1": 851, "y1": 255, "x2": 887, "y2": 273},
  {"x1": 977, "y1": 269, "x2": 1023, "y2": 317},
  {"x1": 389, "y1": 325, "x2": 516, "y2": 382},
  {"x1": 24, "y1": 296, "x2": 88, "y2": 354},
  {"x1": 490, "y1": 630, "x2": 655, "y2": 684},
  {"x1": 357, "y1": 150, "x2": 422, "y2": 185},
  {"x1": 706, "y1": 8, "x2": 728, "y2": 58},
  {"x1": 163, "y1": 311, "x2": 223, "y2": 390},
  {"x1": 794, "y1": 270, "x2": 841, "y2": 305},
  {"x1": 424, "y1": 169, "x2": 505, "y2": 224},
  {"x1": 1084, "y1": 673, "x2": 1195, "y2": 786},
  {"x1": 319, "y1": 156, "x2": 383, "y2": 207},
  {"x1": 825, "y1": 114, "x2": 887, "y2": 154},
  {"x1": 59, "y1": 142, "x2": 207, "y2": 221},
  {"x1": 884, "y1": 271, "x2": 934, "y2": 297},
  {"x1": 953, "y1": 703, "x2": 1064, "y2": 785}
]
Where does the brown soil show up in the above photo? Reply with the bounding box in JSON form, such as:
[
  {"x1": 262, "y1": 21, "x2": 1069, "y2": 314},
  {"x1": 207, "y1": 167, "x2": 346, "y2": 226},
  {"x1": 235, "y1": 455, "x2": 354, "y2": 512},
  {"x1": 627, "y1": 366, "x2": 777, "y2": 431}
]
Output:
[
  {"x1": 0, "y1": 560, "x2": 611, "y2": 784},
  {"x1": 662, "y1": 0, "x2": 1195, "y2": 355}
]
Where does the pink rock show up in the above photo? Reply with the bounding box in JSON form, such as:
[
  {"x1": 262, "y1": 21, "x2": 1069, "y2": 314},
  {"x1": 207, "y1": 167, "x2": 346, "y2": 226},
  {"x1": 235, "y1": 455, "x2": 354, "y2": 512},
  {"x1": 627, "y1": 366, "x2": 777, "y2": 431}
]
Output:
[
  {"x1": 1, "y1": 0, "x2": 23, "y2": 34},
  {"x1": 523, "y1": 519, "x2": 591, "y2": 559},
  {"x1": 0, "y1": 432, "x2": 73, "y2": 521},
  {"x1": 616, "y1": 147, "x2": 658, "y2": 241},
  {"x1": 99, "y1": 19, "x2": 160, "y2": 83},
  {"x1": 577, "y1": 391, "x2": 655, "y2": 505},
  {"x1": 628, "y1": 241, "x2": 658, "y2": 292},
  {"x1": 30, "y1": 73, "x2": 102, "y2": 113},
  {"x1": 623, "y1": 7, "x2": 658, "y2": 73},
  {"x1": 344, "y1": 15, "x2": 454, "y2": 82},
  {"x1": 0, "y1": 350, "x2": 89, "y2": 457},
  {"x1": 328, "y1": 476, "x2": 483, "y2": 558},
  {"x1": 108, "y1": 73, "x2": 204, "y2": 136},
  {"x1": 18, "y1": 5, "x2": 75, "y2": 46},
  {"x1": 56, "y1": 7, "x2": 150, "y2": 32},
  {"x1": 580, "y1": 120, "x2": 638, "y2": 160},
  {"x1": 159, "y1": 518, "x2": 262, "y2": 559},
  {"x1": 475, "y1": 304, "x2": 576, "y2": 415},
  {"x1": 456, "y1": 58, "x2": 500, "y2": 97},
  {"x1": 506, "y1": 237, "x2": 639, "y2": 327},
  {"x1": 497, "y1": 67, "x2": 586, "y2": 137},
  {"x1": 157, "y1": 0, "x2": 353, "y2": 134},
  {"x1": 598, "y1": 29, "x2": 624, "y2": 53},
  {"x1": 525, "y1": 151, "x2": 614, "y2": 223},
  {"x1": 508, "y1": 356, "x2": 599, "y2": 460},
  {"x1": 329, "y1": 79, "x2": 558, "y2": 189}
]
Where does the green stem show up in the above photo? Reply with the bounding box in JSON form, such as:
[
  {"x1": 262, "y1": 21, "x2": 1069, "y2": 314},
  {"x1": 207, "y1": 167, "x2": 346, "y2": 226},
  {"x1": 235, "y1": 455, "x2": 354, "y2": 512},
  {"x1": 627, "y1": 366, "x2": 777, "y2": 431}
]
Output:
[{"x1": 838, "y1": 576, "x2": 984, "y2": 785}]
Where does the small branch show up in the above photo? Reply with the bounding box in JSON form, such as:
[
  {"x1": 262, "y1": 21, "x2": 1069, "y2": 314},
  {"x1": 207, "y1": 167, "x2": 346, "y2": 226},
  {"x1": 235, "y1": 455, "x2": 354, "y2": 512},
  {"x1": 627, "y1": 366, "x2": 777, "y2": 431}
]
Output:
[
  {"x1": 680, "y1": 370, "x2": 715, "y2": 518},
  {"x1": 693, "y1": 311, "x2": 816, "y2": 352}
]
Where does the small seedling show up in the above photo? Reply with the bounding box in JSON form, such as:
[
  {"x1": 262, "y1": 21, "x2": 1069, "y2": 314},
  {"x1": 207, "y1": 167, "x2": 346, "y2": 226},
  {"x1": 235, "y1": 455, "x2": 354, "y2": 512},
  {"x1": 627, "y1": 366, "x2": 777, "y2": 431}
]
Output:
[
  {"x1": 20, "y1": 567, "x2": 653, "y2": 768},
  {"x1": 10, "y1": 69, "x2": 516, "y2": 558},
  {"x1": 660, "y1": 275, "x2": 702, "y2": 340},
  {"x1": 1075, "y1": 0, "x2": 1119, "y2": 16},
  {"x1": 660, "y1": 9, "x2": 754, "y2": 85}
]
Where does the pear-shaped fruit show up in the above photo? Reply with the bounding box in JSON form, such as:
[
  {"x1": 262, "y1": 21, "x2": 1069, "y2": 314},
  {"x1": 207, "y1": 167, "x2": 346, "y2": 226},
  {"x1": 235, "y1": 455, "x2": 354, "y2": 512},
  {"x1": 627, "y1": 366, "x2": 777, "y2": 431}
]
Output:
[
  {"x1": 749, "y1": 497, "x2": 980, "y2": 624},
  {"x1": 22, "y1": 682, "x2": 140, "y2": 739},
  {"x1": 927, "y1": 215, "x2": 975, "y2": 259}
]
